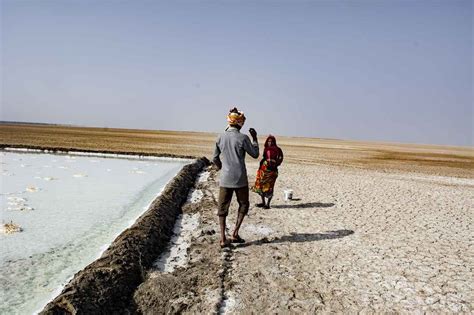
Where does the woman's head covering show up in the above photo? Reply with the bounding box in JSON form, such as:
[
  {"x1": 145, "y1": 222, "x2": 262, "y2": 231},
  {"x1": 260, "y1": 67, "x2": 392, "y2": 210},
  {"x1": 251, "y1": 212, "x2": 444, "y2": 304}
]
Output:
[
  {"x1": 227, "y1": 107, "x2": 246, "y2": 128},
  {"x1": 265, "y1": 135, "x2": 277, "y2": 148}
]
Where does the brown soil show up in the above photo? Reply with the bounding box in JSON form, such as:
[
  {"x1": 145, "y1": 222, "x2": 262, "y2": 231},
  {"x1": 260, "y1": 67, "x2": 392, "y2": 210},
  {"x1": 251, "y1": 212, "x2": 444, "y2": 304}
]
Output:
[{"x1": 1, "y1": 123, "x2": 472, "y2": 177}]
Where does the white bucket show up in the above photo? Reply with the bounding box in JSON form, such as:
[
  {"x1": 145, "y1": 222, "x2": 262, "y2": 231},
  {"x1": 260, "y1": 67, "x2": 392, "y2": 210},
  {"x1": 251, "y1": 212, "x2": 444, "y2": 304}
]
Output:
[{"x1": 284, "y1": 189, "x2": 293, "y2": 201}]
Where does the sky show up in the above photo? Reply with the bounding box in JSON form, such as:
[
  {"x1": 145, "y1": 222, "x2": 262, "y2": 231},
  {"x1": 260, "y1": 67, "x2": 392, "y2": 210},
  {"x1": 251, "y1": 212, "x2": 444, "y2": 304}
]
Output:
[{"x1": 1, "y1": 0, "x2": 472, "y2": 146}]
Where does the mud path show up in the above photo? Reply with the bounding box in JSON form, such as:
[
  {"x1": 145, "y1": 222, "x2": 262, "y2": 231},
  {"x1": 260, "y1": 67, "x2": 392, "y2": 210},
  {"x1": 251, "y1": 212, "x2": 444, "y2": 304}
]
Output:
[{"x1": 134, "y1": 167, "x2": 226, "y2": 313}]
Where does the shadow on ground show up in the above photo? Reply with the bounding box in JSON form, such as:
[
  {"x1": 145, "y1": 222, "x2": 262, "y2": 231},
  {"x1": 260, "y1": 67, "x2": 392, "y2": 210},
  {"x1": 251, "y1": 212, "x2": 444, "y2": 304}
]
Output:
[
  {"x1": 238, "y1": 229, "x2": 354, "y2": 248},
  {"x1": 271, "y1": 202, "x2": 335, "y2": 209}
]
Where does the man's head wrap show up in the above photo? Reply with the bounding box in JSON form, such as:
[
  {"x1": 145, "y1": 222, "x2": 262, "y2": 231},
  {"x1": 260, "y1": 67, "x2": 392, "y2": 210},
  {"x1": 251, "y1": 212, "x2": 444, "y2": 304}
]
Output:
[{"x1": 227, "y1": 107, "x2": 246, "y2": 127}]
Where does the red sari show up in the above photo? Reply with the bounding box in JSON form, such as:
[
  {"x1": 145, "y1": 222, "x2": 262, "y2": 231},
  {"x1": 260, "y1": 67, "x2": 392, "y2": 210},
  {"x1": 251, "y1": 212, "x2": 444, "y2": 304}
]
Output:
[{"x1": 252, "y1": 136, "x2": 284, "y2": 197}]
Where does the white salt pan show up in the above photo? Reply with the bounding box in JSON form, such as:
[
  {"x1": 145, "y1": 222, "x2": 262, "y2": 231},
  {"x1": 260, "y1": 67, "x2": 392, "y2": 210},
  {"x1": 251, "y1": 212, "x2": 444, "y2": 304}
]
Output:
[{"x1": 0, "y1": 151, "x2": 188, "y2": 314}]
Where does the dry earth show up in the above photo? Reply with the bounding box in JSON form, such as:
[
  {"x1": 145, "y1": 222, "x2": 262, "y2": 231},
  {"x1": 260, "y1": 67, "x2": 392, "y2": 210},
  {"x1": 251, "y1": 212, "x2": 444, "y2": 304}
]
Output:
[
  {"x1": 1, "y1": 123, "x2": 473, "y2": 177},
  {"x1": 135, "y1": 161, "x2": 473, "y2": 313},
  {"x1": 1, "y1": 123, "x2": 473, "y2": 313}
]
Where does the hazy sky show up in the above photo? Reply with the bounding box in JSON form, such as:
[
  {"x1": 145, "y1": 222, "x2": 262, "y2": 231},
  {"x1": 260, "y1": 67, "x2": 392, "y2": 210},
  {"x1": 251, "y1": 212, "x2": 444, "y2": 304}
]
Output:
[{"x1": 1, "y1": 0, "x2": 472, "y2": 146}]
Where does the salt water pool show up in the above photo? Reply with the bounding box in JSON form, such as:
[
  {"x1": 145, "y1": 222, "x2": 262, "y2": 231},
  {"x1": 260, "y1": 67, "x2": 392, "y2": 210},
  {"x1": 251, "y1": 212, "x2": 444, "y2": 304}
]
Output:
[{"x1": 0, "y1": 151, "x2": 189, "y2": 314}]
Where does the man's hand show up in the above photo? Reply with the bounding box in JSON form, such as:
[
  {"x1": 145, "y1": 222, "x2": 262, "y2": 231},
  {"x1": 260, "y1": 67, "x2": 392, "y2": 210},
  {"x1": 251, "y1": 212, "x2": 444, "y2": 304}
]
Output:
[
  {"x1": 212, "y1": 158, "x2": 222, "y2": 171},
  {"x1": 249, "y1": 128, "x2": 257, "y2": 141}
]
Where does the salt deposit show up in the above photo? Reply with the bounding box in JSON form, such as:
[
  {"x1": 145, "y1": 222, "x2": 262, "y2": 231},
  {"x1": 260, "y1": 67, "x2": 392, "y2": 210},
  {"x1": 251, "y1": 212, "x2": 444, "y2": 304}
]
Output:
[
  {"x1": 0, "y1": 151, "x2": 188, "y2": 314},
  {"x1": 153, "y1": 213, "x2": 200, "y2": 273},
  {"x1": 188, "y1": 189, "x2": 204, "y2": 203},
  {"x1": 25, "y1": 186, "x2": 40, "y2": 192},
  {"x1": 220, "y1": 291, "x2": 237, "y2": 314},
  {"x1": 198, "y1": 171, "x2": 210, "y2": 183},
  {"x1": 72, "y1": 173, "x2": 87, "y2": 178},
  {"x1": 2, "y1": 221, "x2": 23, "y2": 234}
]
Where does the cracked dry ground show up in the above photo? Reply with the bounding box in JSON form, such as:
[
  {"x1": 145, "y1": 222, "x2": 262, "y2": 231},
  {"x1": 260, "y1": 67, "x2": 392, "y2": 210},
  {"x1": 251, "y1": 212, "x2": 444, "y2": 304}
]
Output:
[{"x1": 134, "y1": 162, "x2": 473, "y2": 313}]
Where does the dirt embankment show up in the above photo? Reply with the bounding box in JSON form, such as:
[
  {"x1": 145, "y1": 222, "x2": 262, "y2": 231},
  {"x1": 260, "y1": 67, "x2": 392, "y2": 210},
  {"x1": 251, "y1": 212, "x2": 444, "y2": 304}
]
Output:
[
  {"x1": 40, "y1": 157, "x2": 210, "y2": 314},
  {"x1": 133, "y1": 168, "x2": 226, "y2": 314}
]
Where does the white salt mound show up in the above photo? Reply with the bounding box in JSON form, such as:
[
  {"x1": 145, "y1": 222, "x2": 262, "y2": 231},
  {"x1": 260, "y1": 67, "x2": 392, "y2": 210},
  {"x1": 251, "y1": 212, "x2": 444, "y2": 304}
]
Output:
[
  {"x1": 188, "y1": 189, "x2": 204, "y2": 203},
  {"x1": 198, "y1": 171, "x2": 210, "y2": 183},
  {"x1": 220, "y1": 291, "x2": 237, "y2": 314}
]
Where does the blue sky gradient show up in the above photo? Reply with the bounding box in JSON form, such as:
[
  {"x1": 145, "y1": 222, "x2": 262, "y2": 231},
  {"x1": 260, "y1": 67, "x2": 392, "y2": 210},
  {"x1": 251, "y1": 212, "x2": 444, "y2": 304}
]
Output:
[{"x1": 1, "y1": 0, "x2": 472, "y2": 146}]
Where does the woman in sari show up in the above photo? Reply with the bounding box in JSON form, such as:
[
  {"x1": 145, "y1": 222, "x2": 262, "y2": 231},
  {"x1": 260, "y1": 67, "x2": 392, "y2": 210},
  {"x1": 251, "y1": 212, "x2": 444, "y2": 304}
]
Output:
[{"x1": 252, "y1": 135, "x2": 284, "y2": 209}]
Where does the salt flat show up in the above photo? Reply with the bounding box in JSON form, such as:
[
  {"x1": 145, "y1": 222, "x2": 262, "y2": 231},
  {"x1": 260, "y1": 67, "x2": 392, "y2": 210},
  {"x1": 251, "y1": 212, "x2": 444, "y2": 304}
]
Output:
[{"x1": 1, "y1": 123, "x2": 472, "y2": 313}]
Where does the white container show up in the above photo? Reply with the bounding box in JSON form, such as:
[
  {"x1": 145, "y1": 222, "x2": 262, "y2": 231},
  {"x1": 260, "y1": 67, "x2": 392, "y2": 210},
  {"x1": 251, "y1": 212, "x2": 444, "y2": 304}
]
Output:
[{"x1": 284, "y1": 189, "x2": 293, "y2": 201}]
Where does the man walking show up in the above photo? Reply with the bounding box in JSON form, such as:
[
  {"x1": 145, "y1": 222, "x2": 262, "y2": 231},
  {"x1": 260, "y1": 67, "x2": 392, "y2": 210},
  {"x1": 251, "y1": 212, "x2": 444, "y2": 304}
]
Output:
[{"x1": 213, "y1": 107, "x2": 259, "y2": 248}]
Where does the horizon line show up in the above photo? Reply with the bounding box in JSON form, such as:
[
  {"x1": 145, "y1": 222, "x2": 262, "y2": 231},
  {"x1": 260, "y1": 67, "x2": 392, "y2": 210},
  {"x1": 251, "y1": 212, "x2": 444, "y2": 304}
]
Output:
[{"x1": 0, "y1": 120, "x2": 472, "y2": 150}]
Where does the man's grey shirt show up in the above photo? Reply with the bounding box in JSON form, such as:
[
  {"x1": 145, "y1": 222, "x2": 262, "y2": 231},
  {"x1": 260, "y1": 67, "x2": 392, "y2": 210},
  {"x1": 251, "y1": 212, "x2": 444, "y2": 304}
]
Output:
[{"x1": 213, "y1": 127, "x2": 259, "y2": 188}]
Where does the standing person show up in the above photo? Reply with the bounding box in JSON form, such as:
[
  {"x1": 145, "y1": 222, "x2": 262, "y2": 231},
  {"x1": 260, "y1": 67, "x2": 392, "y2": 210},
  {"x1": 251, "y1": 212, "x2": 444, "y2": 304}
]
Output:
[
  {"x1": 213, "y1": 107, "x2": 259, "y2": 248},
  {"x1": 252, "y1": 135, "x2": 284, "y2": 209}
]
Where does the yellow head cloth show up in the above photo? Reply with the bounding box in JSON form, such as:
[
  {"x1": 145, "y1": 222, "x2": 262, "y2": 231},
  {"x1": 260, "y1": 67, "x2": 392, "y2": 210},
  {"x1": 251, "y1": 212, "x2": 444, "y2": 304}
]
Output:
[{"x1": 227, "y1": 110, "x2": 246, "y2": 127}]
